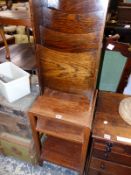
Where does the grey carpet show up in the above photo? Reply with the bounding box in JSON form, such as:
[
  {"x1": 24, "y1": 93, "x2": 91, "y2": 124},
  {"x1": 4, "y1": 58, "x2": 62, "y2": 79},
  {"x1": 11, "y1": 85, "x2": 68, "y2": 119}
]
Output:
[{"x1": 0, "y1": 154, "x2": 78, "y2": 175}]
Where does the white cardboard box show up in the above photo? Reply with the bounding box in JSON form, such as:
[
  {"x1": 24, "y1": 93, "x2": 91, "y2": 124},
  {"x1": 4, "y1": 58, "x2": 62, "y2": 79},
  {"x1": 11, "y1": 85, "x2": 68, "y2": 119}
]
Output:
[{"x1": 0, "y1": 62, "x2": 30, "y2": 102}]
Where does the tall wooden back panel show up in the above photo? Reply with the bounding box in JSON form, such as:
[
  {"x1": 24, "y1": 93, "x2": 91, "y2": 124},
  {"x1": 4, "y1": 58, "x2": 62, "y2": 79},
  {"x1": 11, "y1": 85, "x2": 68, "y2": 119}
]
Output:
[{"x1": 30, "y1": 0, "x2": 109, "y2": 99}]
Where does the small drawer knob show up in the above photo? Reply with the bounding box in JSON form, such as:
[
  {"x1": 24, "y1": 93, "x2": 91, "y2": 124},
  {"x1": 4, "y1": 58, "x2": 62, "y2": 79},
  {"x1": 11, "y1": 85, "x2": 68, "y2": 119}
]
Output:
[{"x1": 100, "y1": 163, "x2": 106, "y2": 170}]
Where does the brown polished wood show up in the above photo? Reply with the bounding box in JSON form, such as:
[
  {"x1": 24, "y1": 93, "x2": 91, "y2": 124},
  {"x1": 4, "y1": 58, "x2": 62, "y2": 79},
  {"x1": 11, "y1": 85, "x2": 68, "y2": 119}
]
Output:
[
  {"x1": 40, "y1": 26, "x2": 100, "y2": 52},
  {"x1": 29, "y1": 88, "x2": 93, "y2": 128},
  {"x1": 36, "y1": 45, "x2": 96, "y2": 98},
  {"x1": 29, "y1": 88, "x2": 97, "y2": 174},
  {"x1": 41, "y1": 136, "x2": 82, "y2": 171},
  {"x1": 41, "y1": 7, "x2": 105, "y2": 34},
  {"x1": 92, "y1": 139, "x2": 131, "y2": 167},
  {"x1": 90, "y1": 157, "x2": 131, "y2": 175},
  {"x1": 41, "y1": 0, "x2": 109, "y2": 13},
  {"x1": 86, "y1": 91, "x2": 131, "y2": 175},
  {"x1": 29, "y1": 0, "x2": 109, "y2": 174},
  {"x1": 93, "y1": 92, "x2": 131, "y2": 142},
  {"x1": 33, "y1": 0, "x2": 109, "y2": 96}
]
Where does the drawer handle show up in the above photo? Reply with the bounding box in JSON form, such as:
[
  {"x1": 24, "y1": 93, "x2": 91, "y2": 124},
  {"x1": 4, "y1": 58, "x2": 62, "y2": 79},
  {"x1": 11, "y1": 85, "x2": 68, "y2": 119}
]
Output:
[
  {"x1": 106, "y1": 146, "x2": 111, "y2": 152},
  {"x1": 100, "y1": 163, "x2": 106, "y2": 170},
  {"x1": 106, "y1": 142, "x2": 113, "y2": 148},
  {"x1": 104, "y1": 142, "x2": 113, "y2": 159}
]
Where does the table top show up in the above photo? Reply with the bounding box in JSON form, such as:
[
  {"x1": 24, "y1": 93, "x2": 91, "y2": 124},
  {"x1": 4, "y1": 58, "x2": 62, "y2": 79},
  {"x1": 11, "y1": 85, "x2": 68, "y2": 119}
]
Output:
[
  {"x1": 0, "y1": 9, "x2": 31, "y2": 27},
  {"x1": 93, "y1": 91, "x2": 131, "y2": 146}
]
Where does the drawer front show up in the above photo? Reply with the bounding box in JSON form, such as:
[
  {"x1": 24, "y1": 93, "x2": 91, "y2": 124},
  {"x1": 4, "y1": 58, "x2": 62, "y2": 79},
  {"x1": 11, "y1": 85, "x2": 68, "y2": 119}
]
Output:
[
  {"x1": 93, "y1": 139, "x2": 131, "y2": 166},
  {"x1": 88, "y1": 168, "x2": 111, "y2": 175},
  {"x1": 90, "y1": 157, "x2": 131, "y2": 175}
]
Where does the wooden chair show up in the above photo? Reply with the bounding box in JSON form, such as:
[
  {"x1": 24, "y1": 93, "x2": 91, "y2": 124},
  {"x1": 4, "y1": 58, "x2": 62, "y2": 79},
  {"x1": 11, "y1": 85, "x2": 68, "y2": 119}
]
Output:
[
  {"x1": 0, "y1": 27, "x2": 36, "y2": 72},
  {"x1": 98, "y1": 37, "x2": 131, "y2": 93},
  {"x1": 28, "y1": 0, "x2": 109, "y2": 174},
  {"x1": 0, "y1": 0, "x2": 36, "y2": 73}
]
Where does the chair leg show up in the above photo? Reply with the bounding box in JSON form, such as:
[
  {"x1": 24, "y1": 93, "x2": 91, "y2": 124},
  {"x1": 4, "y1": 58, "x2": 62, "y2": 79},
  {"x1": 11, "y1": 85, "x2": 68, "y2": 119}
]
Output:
[{"x1": 0, "y1": 26, "x2": 10, "y2": 60}]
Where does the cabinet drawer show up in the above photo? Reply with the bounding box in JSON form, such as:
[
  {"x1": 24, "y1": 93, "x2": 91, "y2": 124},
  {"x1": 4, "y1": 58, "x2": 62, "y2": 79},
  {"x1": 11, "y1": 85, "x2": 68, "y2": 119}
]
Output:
[
  {"x1": 93, "y1": 139, "x2": 131, "y2": 166},
  {"x1": 90, "y1": 157, "x2": 131, "y2": 175},
  {"x1": 88, "y1": 168, "x2": 111, "y2": 175}
]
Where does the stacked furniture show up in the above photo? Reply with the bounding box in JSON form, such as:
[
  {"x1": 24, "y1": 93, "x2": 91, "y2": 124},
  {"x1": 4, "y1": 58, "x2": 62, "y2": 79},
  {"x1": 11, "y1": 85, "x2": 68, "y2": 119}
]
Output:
[
  {"x1": 0, "y1": 75, "x2": 39, "y2": 163},
  {"x1": 29, "y1": 0, "x2": 109, "y2": 174},
  {"x1": 86, "y1": 91, "x2": 131, "y2": 175}
]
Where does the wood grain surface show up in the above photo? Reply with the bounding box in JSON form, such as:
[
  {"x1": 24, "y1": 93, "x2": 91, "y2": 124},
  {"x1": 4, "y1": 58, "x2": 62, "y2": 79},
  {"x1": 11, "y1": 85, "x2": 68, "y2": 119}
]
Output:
[
  {"x1": 29, "y1": 1, "x2": 109, "y2": 173},
  {"x1": 40, "y1": 26, "x2": 100, "y2": 52},
  {"x1": 30, "y1": 0, "x2": 109, "y2": 96},
  {"x1": 42, "y1": 7, "x2": 105, "y2": 34},
  {"x1": 29, "y1": 88, "x2": 92, "y2": 127},
  {"x1": 42, "y1": 0, "x2": 109, "y2": 13},
  {"x1": 93, "y1": 91, "x2": 131, "y2": 145},
  {"x1": 36, "y1": 45, "x2": 97, "y2": 97}
]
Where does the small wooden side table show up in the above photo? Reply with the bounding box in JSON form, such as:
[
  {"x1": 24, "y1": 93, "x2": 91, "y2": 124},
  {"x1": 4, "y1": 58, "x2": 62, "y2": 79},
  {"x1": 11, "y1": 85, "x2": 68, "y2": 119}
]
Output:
[
  {"x1": 86, "y1": 91, "x2": 131, "y2": 175},
  {"x1": 28, "y1": 88, "x2": 97, "y2": 175}
]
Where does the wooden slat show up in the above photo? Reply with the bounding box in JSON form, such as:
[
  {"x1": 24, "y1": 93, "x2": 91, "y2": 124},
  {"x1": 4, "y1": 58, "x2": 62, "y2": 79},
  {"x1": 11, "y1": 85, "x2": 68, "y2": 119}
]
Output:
[
  {"x1": 42, "y1": 7, "x2": 105, "y2": 34},
  {"x1": 36, "y1": 45, "x2": 97, "y2": 96},
  {"x1": 42, "y1": 0, "x2": 109, "y2": 14},
  {"x1": 30, "y1": 0, "x2": 109, "y2": 96},
  {"x1": 40, "y1": 26, "x2": 100, "y2": 52}
]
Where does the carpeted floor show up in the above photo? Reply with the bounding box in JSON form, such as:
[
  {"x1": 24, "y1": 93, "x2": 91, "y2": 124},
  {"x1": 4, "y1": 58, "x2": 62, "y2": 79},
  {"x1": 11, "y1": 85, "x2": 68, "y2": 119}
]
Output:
[{"x1": 0, "y1": 154, "x2": 78, "y2": 175}]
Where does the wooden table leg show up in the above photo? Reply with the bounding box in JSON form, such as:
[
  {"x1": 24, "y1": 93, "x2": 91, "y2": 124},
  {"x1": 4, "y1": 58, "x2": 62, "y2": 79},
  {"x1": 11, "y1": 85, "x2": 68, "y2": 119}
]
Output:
[
  {"x1": 80, "y1": 128, "x2": 90, "y2": 175},
  {"x1": 0, "y1": 25, "x2": 10, "y2": 60},
  {"x1": 28, "y1": 113, "x2": 41, "y2": 163}
]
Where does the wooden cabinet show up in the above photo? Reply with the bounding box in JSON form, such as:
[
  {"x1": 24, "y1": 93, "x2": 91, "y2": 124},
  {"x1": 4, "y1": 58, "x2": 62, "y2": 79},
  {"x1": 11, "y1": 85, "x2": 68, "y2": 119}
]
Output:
[{"x1": 86, "y1": 91, "x2": 131, "y2": 175}]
